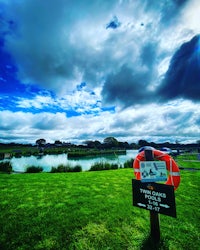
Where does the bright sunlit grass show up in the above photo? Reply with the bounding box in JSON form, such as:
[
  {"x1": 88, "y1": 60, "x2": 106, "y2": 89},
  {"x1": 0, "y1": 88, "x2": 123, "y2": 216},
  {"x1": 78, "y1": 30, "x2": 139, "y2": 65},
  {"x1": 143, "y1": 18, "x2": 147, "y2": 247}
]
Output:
[{"x1": 0, "y1": 168, "x2": 199, "y2": 250}]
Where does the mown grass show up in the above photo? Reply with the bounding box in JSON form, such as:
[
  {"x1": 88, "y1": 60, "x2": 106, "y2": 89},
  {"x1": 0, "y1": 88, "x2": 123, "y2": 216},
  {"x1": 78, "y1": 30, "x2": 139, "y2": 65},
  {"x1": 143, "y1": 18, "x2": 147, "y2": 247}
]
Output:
[
  {"x1": 67, "y1": 149, "x2": 126, "y2": 158},
  {"x1": 0, "y1": 168, "x2": 199, "y2": 250},
  {"x1": 175, "y1": 155, "x2": 200, "y2": 169}
]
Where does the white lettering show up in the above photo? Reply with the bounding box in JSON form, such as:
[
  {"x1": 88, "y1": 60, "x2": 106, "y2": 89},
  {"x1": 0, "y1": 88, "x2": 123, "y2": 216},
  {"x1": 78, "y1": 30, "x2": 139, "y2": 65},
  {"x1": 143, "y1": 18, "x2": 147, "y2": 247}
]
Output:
[
  {"x1": 154, "y1": 207, "x2": 160, "y2": 212},
  {"x1": 152, "y1": 191, "x2": 166, "y2": 198},
  {"x1": 140, "y1": 188, "x2": 151, "y2": 195},
  {"x1": 144, "y1": 194, "x2": 161, "y2": 202}
]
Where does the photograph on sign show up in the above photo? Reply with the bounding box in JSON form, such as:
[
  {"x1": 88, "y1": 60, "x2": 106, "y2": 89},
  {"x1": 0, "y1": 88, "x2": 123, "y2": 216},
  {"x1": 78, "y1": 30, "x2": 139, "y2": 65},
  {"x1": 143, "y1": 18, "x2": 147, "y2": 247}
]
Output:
[{"x1": 140, "y1": 161, "x2": 167, "y2": 182}]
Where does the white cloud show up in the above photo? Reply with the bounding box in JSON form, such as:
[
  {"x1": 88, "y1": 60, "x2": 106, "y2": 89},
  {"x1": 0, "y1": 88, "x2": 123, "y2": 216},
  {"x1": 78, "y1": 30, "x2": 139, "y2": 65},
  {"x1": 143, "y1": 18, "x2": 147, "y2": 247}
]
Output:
[
  {"x1": 182, "y1": 0, "x2": 200, "y2": 33},
  {"x1": 16, "y1": 95, "x2": 56, "y2": 109},
  {"x1": 15, "y1": 86, "x2": 102, "y2": 114},
  {"x1": 0, "y1": 99, "x2": 199, "y2": 144}
]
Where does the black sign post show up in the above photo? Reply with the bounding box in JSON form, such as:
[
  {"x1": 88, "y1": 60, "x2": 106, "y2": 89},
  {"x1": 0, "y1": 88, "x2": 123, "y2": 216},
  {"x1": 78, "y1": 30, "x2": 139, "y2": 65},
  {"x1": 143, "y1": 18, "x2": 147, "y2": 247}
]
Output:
[
  {"x1": 147, "y1": 149, "x2": 160, "y2": 242},
  {"x1": 146, "y1": 149, "x2": 160, "y2": 243}
]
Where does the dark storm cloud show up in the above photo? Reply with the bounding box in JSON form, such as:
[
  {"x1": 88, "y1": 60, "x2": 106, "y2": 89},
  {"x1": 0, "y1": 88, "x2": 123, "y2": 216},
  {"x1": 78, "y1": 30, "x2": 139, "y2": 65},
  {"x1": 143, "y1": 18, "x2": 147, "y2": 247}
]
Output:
[
  {"x1": 102, "y1": 41, "x2": 158, "y2": 107},
  {"x1": 140, "y1": 42, "x2": 158, "y2": 69},
  {"x1": 196, "y1": 117, "x2": 200, "y2": 126},
  {"x1": 158, "y1": 35, "x2": 200, "y2": 101},
  {"x1": 101, "y1": 64, "x2": 155, "y2": 107},
  {"x1": 102, "y1": 33, "x2": 200, "y2": 107},
  {"x1": 174, "y1": 0, "x2": 189, "y2": 5}
]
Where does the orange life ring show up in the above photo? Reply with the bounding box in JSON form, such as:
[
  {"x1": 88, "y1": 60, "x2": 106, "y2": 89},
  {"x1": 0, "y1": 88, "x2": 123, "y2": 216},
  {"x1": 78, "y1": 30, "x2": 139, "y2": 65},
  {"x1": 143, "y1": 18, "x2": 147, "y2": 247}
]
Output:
[{"x1": 133, "y1": 149, "x2": 180, "y2": 190}]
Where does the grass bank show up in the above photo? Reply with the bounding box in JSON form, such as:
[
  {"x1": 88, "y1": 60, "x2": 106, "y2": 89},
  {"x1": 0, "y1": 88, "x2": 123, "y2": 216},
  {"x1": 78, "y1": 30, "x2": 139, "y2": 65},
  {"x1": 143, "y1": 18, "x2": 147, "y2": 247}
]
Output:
[
  {"x1": 0, "y1": 169, "x2": 199, "y2": 250},
  {"x1": 175, "y1": 154, "x2": 200, "y2": 170},
  {"x1": 67, "y1": 149, "x2": 126, "y2": 158}
]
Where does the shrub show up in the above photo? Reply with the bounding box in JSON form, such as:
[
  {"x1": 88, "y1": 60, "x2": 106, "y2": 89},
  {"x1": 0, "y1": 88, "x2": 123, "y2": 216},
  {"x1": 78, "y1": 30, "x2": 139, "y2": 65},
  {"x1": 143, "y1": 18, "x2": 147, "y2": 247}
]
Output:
[
  {"x1": 50, "y1": 164, "x2": 82, "y2": 173},
  {"x1": 124, "y1": 159, "x2": 133, "y2": 168},
  {"x1": 89, "y1": 162, "x2": 104, "y2": 171},
  {"x1": 26, "y1": 166, "x2": 43, "y2": 173},
  {"x1": 110, "y1": 164, "x2": 118, "y2": 170},
  {"x1": 0, "y1": 161, "x2": 12, "y2": 173},
  {"x1": 89, "y1": 162, "x2": 118, "y2": 171},
  {"x1": 72, "y1": 165, "x2": 82, "y2": 172},
  {"x1": 50, "y1": 167, "x2": 57, "y2": 173},
  {"x1": 57, "y1": 164, "x2": 71, "y2": 172}
]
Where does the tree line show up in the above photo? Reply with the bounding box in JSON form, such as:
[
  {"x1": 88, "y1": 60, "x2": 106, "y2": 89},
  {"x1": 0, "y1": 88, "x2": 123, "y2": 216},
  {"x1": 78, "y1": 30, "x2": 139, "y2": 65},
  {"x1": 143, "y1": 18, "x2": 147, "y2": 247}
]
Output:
[
  {"x1": 35, "y1": 137, "x2": 200, "y2": 150},
  {"x1": 0, "y1": 137, "x2": 199, "y2": 151}
]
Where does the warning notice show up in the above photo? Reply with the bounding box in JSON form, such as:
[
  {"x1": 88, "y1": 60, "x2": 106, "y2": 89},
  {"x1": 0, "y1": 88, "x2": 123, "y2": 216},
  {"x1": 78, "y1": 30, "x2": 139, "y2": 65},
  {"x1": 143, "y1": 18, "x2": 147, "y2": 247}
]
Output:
[{"x1": 140, "y1": 161, "x2": 167, "y2": 182}]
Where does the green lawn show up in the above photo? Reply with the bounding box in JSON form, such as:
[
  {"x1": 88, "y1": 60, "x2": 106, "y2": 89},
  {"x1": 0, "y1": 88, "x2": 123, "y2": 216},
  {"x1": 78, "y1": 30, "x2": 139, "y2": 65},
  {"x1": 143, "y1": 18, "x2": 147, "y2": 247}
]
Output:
[
  {"x1": 0, "y1": 168, "x2": 199, "y2": 250},
  {"x1": 175, "y1": 154, "x2": 200, "y2": 169}
]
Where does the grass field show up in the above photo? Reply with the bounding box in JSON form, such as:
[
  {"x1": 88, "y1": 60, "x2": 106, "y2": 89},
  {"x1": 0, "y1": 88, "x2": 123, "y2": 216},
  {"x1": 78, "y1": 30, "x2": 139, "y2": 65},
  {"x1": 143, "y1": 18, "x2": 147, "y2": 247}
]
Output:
[
  {"x1": 175, "y1": 154, "x2": 200, "y2": 169},
  {"x1": 0, "y1": 167, "x2": 199, "y2": 250}
]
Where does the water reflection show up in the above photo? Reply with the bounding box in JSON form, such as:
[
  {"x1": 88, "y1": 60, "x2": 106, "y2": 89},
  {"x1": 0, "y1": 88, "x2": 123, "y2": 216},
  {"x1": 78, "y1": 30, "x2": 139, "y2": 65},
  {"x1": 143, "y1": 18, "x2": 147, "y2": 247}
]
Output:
[{"x1": 3, "y1": 150, "x2": 138, "y2": 172}]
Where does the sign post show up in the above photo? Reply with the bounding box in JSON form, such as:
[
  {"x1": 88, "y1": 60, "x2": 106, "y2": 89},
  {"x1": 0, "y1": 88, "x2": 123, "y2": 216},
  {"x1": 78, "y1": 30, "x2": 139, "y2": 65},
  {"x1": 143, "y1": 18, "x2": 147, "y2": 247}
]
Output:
[
  {"x1": 132, "y1": 147, "x2": 180, "y2": 244},
  {"x1": 145, "y1": 149, "x2": 160, "y2": 243}
]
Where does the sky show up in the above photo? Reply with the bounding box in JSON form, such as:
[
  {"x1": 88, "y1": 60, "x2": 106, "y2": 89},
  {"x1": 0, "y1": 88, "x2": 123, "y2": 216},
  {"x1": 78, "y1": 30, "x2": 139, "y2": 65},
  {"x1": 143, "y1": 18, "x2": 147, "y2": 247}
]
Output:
[{"x1": 0, "y1": 0, "x2": 200, "y2": 145}]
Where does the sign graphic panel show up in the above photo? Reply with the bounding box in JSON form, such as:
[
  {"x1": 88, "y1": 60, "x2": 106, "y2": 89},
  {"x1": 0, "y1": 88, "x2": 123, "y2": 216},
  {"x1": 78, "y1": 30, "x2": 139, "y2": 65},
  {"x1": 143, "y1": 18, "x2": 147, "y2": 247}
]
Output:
[{"x1": 140, "y1": 161, "x2": 167, "y2": 182}]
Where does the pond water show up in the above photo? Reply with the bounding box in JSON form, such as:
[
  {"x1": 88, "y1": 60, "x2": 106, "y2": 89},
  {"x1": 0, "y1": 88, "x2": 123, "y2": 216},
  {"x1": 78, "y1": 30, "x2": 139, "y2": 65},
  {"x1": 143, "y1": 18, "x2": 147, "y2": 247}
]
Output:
[{"x1": 1, "y1": 150, "x2": 138, "y2": 172}]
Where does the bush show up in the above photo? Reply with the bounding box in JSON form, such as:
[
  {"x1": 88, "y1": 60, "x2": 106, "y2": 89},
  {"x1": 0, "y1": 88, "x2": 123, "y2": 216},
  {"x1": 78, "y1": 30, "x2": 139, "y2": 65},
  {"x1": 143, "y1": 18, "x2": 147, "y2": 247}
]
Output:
[
  {"x1": 89, "y1": 162, "x2": 104, "y2": 171},
  {"x1": 110, "y1": 164, "x2": 118, "y2": 170},
  {"x1": 124, "y1": 159, "x2": 133, "y2": 168},
  {"x1": 57, "y1": 164, "x2": 71, "y2": 172},
  {"x1": 26, "y1": 166, "x2": 43, "y2": 173},
  {"x1": 0, "y1": 162, "x2": 12, "y2": 173},
  {"x1": 72, "y1": 165, "x2": 82, "y2": 172},
  {"x1": 50, "y1": 167, "x2": 58, "y2": 173},
  {"x1": 89, "y1": 162, "x2": 118, "y2": 171},
  {"x1": 50, "y1": 164, "x2": 82, "y2": 173}
]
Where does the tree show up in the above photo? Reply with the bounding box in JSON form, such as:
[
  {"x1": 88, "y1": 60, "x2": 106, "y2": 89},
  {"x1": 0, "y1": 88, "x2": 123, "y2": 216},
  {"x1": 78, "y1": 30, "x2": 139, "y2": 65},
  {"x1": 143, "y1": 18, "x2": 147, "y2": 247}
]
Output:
[
  {"x1": 54, "y1": 140, "x2": 62, "y2": 146},
  {"x1": 138, "y1": 140, "x2": 149, "y2": 147},
  {"x1": 118, "y1": 141, "x2": 130, "y2": 149},
  {"x1": 83, "y1": 140, "x2": 102, "y2": 149},
  {"x1": 36, "y1": 138, "x2": 46, "y2": 147},
  {"x1": 103, "y1": 137, "x2": 119, "y2": 148},
  {"x1": 93, "y1": 140, "x2": 102, "y2": 149},
  {"x1": 83, "y1": 140, "x2": 94, "y2": 148},
  {"x1": 36, "y1": 139, "x2": 46, "y2": 153},
  {"x1": 130, "y1": 142, "x2": 138, "y2": 149}
]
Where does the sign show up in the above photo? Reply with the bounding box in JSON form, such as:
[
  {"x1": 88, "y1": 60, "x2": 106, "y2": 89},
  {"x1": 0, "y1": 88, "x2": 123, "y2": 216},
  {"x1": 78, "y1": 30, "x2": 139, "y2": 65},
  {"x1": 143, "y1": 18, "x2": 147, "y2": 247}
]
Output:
[
  {"x1": 140, "y1": 161, "x2": 167, "y2": 182},
  {"x1": 132, "y1": 179, "x2": 176, "y2": 218}
]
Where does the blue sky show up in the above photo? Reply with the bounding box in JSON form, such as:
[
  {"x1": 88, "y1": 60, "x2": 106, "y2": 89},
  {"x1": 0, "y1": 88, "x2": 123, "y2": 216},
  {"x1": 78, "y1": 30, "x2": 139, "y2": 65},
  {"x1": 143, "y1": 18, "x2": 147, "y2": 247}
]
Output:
[{"x1": 0, "y1": 0, "x2": 200, "y2": 144}]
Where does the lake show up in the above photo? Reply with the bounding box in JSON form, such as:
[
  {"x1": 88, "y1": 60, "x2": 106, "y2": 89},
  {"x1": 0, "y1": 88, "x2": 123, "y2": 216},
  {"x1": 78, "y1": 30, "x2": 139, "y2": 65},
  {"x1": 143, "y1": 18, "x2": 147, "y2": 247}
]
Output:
[{"x1": 1, "y1": 150, "x2": 138, "y2": 172}]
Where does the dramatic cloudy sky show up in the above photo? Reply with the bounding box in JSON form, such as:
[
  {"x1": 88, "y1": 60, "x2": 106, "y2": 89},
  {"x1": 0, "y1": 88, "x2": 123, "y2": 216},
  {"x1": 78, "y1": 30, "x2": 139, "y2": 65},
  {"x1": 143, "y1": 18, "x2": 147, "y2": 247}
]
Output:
[{"x1": 0, "y1": 0, "x2": 200, "y2": 144}]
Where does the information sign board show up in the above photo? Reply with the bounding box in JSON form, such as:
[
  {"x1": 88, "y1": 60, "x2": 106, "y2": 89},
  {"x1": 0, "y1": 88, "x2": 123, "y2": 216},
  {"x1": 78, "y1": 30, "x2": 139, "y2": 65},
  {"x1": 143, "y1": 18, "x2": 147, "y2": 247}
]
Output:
[
  {"x1": 140, "y1": 161, "x2": 167, "y2": 182},
  {"x1": 132, "y1": 179, "x2": 176, "y2": 218}
]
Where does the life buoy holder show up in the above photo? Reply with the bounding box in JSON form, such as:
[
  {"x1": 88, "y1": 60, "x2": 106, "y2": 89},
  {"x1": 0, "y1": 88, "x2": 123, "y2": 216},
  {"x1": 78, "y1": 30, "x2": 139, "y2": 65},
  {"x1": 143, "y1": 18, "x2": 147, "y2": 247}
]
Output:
[{"x1": 133, "y1": 149, "x2": 180, "y2": 190}]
